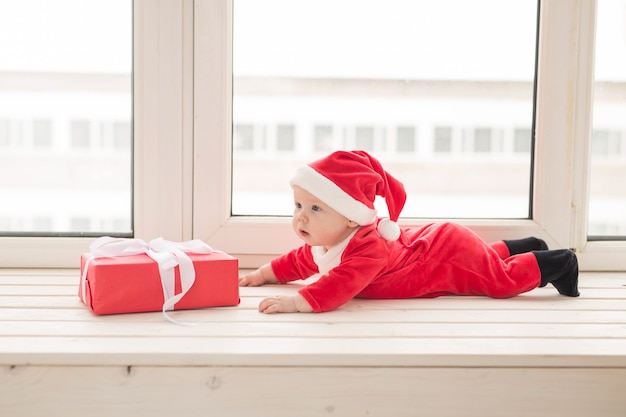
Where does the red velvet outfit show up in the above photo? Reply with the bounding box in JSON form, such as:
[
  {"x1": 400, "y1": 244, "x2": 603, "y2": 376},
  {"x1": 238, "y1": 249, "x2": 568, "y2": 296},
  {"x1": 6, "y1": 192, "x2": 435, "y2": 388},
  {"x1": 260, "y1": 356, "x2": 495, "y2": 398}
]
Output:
[{"x1": 271, "y1": 221, "x2": 542, "y2": 313}]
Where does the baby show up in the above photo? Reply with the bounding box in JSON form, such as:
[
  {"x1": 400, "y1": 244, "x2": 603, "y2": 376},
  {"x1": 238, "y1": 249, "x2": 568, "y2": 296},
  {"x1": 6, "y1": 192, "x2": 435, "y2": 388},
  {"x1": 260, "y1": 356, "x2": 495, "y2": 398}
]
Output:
[{"x1": 239, "y1": 150, "x2": 579, "y2": 313}]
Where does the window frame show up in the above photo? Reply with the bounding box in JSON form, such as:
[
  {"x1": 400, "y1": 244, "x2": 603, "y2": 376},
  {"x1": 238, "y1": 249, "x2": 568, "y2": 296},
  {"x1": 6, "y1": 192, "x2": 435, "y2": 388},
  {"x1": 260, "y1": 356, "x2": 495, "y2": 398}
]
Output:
[
  {"x1": 195, "y1": 0, "x2": 625, "y2": 271},
  {"x1": 1, "y1": 0, "x2": 624, "y2": 270},
  {"x1": 0, "y1": 0, "x2": 195, "y2": 267}
]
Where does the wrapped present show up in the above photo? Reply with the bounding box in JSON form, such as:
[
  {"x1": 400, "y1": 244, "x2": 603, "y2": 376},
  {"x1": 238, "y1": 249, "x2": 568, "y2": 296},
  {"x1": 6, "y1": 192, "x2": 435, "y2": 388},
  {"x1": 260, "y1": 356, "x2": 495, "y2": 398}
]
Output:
[{"x1": 79, "y1": 237, "x2": 239, "y2": 318}]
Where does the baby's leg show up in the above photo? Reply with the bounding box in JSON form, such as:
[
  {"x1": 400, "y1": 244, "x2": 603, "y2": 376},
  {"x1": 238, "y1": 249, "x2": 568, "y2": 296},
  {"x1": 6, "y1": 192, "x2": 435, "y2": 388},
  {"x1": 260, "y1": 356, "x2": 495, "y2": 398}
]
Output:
[
  {"x1": 490, "y1": 237, "x2": 548, "y2": 259},
  {"x1": 419, "y1": 223, "x2": 542, "y2": 297},
  {"x1": 533, "y1": 249, "x2": 580, "y2": 297}
]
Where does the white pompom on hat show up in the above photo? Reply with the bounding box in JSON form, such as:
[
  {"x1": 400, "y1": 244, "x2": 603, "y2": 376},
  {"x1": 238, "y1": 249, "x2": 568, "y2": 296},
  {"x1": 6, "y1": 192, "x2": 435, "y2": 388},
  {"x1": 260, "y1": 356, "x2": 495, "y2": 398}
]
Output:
[{"x1": 289, "y1": 150, "x2": 406, "y2": 241}]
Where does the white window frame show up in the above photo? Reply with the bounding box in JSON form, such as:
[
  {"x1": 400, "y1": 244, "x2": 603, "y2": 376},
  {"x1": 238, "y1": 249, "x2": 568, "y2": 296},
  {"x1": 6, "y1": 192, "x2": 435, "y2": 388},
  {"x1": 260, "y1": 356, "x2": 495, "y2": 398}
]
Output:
[
  {"x1": 194, "y1": 0, "x2": 625, "y2": 271},
  {"x1": 1, "y1": 0, "x2": 624, "y2": 270},
  {"x1": 0, "y1": 0, "x2": 195, "y2": 267}
]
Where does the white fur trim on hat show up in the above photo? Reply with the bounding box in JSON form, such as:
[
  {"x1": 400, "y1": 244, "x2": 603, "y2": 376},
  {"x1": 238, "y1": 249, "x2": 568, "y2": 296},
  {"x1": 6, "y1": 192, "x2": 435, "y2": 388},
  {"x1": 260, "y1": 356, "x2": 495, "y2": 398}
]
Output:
[{"x1": 290, "y1": 165, "x2": 377, "y2": 225}]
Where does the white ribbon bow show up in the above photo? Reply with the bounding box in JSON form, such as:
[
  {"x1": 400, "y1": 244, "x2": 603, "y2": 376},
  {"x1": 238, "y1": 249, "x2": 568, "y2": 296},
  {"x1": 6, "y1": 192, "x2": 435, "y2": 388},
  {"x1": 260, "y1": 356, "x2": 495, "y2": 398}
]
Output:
[{"x1": 80, "y1": 236, "x2": 216, "y2": 323}]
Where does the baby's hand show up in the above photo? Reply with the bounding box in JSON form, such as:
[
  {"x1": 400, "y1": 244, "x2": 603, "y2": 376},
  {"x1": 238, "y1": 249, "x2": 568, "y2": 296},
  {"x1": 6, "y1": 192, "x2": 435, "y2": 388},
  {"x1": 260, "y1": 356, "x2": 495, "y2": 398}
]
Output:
[
  {"x1": 238, "y1": 271, "x2": 266, "y2": 287},
  {"x1": 258, "y1": 294, "x2": 313, "y2": 314},
  {"x1": 239, "y1": 264, "x2": 278, "y2": 287}
]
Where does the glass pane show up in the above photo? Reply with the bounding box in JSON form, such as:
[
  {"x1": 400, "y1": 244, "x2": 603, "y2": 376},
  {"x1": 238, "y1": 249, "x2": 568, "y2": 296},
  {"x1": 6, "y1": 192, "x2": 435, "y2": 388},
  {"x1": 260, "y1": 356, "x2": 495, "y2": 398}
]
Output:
[
  {"x1": 0, "y1": 0, "x2": 132, "y2": 236},
  {"x1": 589, "y1": 0, "x2": 626, "y2": 238},
  {"x1": 233, "y1": 0, "x2": 537, "y2": 218}
]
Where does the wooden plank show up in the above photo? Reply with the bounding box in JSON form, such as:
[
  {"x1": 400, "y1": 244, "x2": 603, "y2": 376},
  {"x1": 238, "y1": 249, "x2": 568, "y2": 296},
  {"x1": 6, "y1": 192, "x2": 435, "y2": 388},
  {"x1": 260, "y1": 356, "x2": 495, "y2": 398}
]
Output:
[
  {"x1": 1, "y1": 320, "x2": 625, "y2": 339},
  {"x1": 0, "y1": 296, "x2": 85, "y2": 309},
  {"x1": 1, "y1": 283, "x2": 625, "y2": 301},
  {"x1": 339, "y1": 296, "x2": 626, "y2": 310},
  {"x1": 0, "y1": 269, "x2": 77, "y2": 278},
  {"x1": 1, "y1": 293, "x2": 624, "y2": 311},
  {"x1": 1, "y1": 307, "x2": 626, "y2": 324},
  {"x1": 242, "y1": 293, "x2": 626, "y2": 309},
  {"x1": 239, "y1": 284, "x2": 626, "y2": 298},
  {"x1": 1, "y1": 336, "x2": 626, "y2": 367},
  {"x1": 0, "y1": 286, "x2": 79, "y2": 296},
  {"x1": 581, "y1": 278, "x2": 626, "y2": 288},
  {"x1": 1, "y1": 366, "x2": 625, "y2": 417},
  {"x1": 1, "y1": 270, "x2": 625, "y2": 288},
  {"x1": 0, "y1": 276, "x2": 77, "y2": 285},
  {"x1": 0, "y1": 271, "x2": 625, "y2": 369}
]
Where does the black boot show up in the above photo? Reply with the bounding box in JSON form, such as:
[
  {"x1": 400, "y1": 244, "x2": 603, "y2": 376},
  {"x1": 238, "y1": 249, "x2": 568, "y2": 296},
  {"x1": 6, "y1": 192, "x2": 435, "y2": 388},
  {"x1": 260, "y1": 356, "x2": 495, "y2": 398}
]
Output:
[
  {"x1": 504, "y1": 237, "x2": 548, "y2": 255},
  {"x1": 532, "y1": 249, "x2": 580, "y2": 297}
]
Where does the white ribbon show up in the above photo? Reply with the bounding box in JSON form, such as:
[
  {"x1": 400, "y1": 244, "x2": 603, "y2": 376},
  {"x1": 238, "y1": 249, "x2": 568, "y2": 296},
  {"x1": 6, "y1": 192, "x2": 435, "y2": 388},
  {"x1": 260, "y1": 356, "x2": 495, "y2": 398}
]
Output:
[{"x1": 80, "y1": 236, "x2": 216, "y2": 323}]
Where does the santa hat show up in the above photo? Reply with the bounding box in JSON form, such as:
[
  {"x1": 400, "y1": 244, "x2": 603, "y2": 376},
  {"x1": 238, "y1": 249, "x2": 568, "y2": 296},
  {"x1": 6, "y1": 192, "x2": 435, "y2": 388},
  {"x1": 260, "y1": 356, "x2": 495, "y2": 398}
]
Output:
[{"x1": 289, "y1": 150, "x2": 406, "y2": 240}]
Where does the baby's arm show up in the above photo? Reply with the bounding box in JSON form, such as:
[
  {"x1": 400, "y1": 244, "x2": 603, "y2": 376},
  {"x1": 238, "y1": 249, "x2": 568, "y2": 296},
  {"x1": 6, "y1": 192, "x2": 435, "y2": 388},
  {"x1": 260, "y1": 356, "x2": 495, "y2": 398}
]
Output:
[
  {"x1": 239, "y1": 263, "x2": 314, "y2": 313},
  {"x1": 238, "y1": 263, "x2": 278, "y2": 287}
]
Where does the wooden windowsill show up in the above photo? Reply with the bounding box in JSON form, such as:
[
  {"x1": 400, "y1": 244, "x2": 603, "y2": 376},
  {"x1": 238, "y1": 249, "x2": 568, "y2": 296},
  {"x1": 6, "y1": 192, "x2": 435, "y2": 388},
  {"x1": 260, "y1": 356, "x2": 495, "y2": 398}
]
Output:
[{"x1": 1, "y1": 268, "x2": 625, "y2": 416}]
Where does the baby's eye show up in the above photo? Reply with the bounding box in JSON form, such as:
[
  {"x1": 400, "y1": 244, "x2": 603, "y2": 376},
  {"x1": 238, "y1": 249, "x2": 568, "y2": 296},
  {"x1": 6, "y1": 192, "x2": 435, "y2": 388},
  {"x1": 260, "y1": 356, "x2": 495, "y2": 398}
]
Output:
[
  {"x1": 295, "y1": 202, "x2": 302, "y2": 209},
  {"x1": 311, "y1": 205, "x2": 321, "y2": 212}
]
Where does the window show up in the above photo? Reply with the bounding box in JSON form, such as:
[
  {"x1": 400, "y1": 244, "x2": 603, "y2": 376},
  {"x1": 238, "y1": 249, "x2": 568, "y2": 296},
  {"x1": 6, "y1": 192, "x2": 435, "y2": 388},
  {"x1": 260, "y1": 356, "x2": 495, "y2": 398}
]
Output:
[
  {"x1": 396, "y1": 126, "x2": 416, "y2": 153},
  {"x1": 434, "y1": 127, "x2": 453, "y2": 154},
  {"x1": 513, "y1": 128, "x2": 532, "y2": 153},
  {"x1": 591, "y1": 130, "x2": 622, "y2": 158},
  {"x1": 32, "y1": 119, "x2": 52, "y2": 148},
  {"x1": 1, "y1": 1, "x2": 215, "y2": 266},
  {"x1": 193, "y1": 0, "x2": 624, "y2": 270},
  {"x1": 71, "y1": 120, "x2": 91, "y2": 149},
  {"x1": 474, "y1": 128, "x2": 492, "y2": 153},
  {"x1": 589, "y1": 0, "x2": 626, "y2": 238},
  {"x1": 2, "y1": 1, "x2": 625, "y2": 270},
  {"x1": 313, "y1": 125, "x2": 334, "y2": 152},
  {"x1": 70, "y1": 217, "x2": 91, "y2": 233},
  {"x1": 232, "y1": 0, "x2": 538, "y2": 220},
  {"x1": 276, "y1": 124, "x2": 295, "y2": 151},
  {"x1": 32, "y1": 217, "x2": 53, "y2": 232},
  {"x1": 234, "y1": 124, "x2": 255, "y2": 151},
  {"x1": 112, "y1": 121, "x2": 131, "y2": 150},
  {"x1": 0, "y1": 0, "x2": 132, "y2": 236},
  {"x1": 0, "y1": 119, "x2": 9, "y2": 146},
  {"x1": 354, "y1": 126, "x2": 376, "y2": 151}
]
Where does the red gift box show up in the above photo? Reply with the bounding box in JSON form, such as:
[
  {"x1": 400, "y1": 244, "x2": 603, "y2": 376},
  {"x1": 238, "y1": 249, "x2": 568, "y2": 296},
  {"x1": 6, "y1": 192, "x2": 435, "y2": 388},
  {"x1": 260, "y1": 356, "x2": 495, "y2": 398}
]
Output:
[{"x1": 79, "y1": 250, "x2": 239, "y2": 315}]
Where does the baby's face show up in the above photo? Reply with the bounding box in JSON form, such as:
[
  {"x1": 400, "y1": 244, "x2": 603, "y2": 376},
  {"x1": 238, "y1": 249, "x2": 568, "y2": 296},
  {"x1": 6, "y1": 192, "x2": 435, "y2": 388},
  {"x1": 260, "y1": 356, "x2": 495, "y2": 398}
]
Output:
[{"x1": 291, "y1": 186, "x2": 359, "y2": 250}]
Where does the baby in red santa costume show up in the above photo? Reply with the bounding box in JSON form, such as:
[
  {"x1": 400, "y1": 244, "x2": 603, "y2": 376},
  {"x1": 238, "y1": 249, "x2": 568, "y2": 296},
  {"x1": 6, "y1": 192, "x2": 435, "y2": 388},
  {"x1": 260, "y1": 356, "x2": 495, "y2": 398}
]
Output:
[{"x1": 239, "y1": 150, "x2": 580, "y2": 313}]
